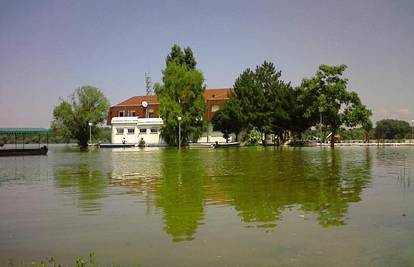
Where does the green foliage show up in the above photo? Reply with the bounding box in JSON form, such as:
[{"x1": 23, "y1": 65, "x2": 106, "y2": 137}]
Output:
[
  {"x1": 375, "y1": 119, "x2": 412, "y2": 139},
  {"x1": 165, "y1": 44, "x2": 196, "y2": 70},
  {"x1": 51, "y1": 86, "x2": 110, "y2": 148},
  {"x1": 211, "y1": 97, "x2": 243, "y2": 141},
  {"x1": 212, "y1": 61, "x2": 294, "y2": 144},
  {"x1": 156, "y1": 45, "x2": 206, "y2": 146},
  {"x1": 243, "y1": 128, "x2": 262, "y2": 146},
  {"x1": 300, "y1": 64, "x2": 372, "y2": 147}
]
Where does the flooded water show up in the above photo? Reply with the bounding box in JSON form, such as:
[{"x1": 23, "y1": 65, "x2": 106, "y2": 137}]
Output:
[{"x1": 0, "y1": 146, "x2": 413, "y2": 266}]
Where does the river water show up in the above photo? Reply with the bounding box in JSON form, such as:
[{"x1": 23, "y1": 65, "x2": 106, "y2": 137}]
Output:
[{"x1": 0, "y1": 146, "x2": 413, "y2": 266}]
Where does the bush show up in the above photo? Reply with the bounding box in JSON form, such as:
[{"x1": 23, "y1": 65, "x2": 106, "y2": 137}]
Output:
[{"x1": 243, "y1": 129, "x2": 262, "y2": 146}]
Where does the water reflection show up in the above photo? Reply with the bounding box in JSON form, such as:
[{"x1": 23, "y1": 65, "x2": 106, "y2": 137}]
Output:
[
  {"x1": 53, "y1": 150, "x2": 110, "y2": 213},
  {"x1": 155, "y1": 150, "x2": 206, "y2": 242},
  {"x1": 51, "y1": 147, "x2": 373, "y2": 242}
]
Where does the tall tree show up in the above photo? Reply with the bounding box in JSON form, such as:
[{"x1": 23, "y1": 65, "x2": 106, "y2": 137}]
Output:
[
  {"x1": 156, "y1": 45, "x2": 205, "y2": 146},
  {"x1": 211, "y1": 97, "x2": 244, "y2": 141},
  {"x1": 165, "y1": 44, "x2": 197, "y2": 70},
  {"x1": 51, "y1": 86, "x2": 110, "y2": 148},
  {"x1": 213, "y1": 61, "x2": 293, "y2": 144},
  {"x1": 300, "y1": 65, "x2": 372, "y2": 147}
]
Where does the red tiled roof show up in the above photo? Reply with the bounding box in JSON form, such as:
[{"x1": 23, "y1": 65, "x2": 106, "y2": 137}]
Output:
[
  {"x1": 114, "y1": 88, "x2": 231, "y2": 106},
  {"x1": 203, "y1": 88, "x2": 232, "y2": 100},
  {"x1": 116, "y1": 95, "x2": 159, "y2": 106}
]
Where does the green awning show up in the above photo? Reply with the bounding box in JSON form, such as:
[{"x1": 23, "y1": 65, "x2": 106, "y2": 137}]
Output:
[{"x1": 0, "y1": 128, "x2": 51, "y2": 135}]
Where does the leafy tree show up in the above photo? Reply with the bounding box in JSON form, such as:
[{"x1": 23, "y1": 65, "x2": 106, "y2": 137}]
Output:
[
  {"x1": 300, "y1": 64, "x2": 372, "y2": 147},
  {"x1": 165, "y1": 44, "x2": 196, "y2": 70},
  {"x1": 51, "y1": 86, "x2": 110, "y2": 148},
  {"x1": 288, "y1": 86, "x2": 320, "y2": 139},
  {"x1": 215, "y1": 61, "x2": 293, "y2": 144},
  {"x1": 156, "y1": 45, "x2": 206, "y2": 146},
  {"x1": 375, "y1": 119, "x2": 411, "y2": 139},
  {"x1": 211, "y1": 97, "x2": 244, "y2": 141}
]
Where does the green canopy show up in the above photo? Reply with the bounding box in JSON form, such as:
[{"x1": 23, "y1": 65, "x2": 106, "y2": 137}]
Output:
[{"x1": 0, "y1": 128, "x2": 51, "y2": 135}]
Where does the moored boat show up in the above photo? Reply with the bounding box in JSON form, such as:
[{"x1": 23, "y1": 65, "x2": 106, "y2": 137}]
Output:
[
  {"x1": 99, "y1": 143, "x2": 136, "y2": 148},
  {"x1": 189, "y1": 142, "x2": 216, "y2": 148},
  {"x1": 214, "y1": 142, "x2": 240, "y2": 148},
  {"x1": 0, "y1": 146, "x2": 48, "y2": 157}
]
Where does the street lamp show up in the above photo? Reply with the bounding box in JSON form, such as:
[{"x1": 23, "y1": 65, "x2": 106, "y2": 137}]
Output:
[
  {"x1": 177, "y1": 116, "x2": 182, "y2": 148},
  {"x1": 411, "y1": 119, "x2": 414, "y2": 144},
  {"x1": 88, "y1": 122, "x2": 93, "y2": 145}
]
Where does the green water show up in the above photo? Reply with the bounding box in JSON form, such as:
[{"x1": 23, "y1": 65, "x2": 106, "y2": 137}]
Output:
[{"x1": 0, "y1": 146, "x2": 413, "y2": 266}]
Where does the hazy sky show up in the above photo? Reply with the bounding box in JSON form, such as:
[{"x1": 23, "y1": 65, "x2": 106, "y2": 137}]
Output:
[{"x1": 1, "y1": 0, "x2": 413, "y2": 127}]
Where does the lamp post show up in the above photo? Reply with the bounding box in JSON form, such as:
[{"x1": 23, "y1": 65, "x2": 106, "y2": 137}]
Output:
[
  {"x1": 177, "y1": 116, "x2": 182, "y2": 149},
  {"x1": 411, "y1": 119, "x2": 414, "y2": 144},
  {"x1": 88, "y1": 122, "x2": 93, "y2": 145}
]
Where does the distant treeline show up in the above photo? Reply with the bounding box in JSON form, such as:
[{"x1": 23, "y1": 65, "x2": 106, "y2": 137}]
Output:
[
  {"x1": 0, "y1": 127, "x2": 111, "y2": 144},
  {"x1": 302, "y1": 119, "x2": 413, "y2": 141}
]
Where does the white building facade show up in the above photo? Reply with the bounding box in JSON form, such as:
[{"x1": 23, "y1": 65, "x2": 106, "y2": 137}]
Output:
[
  {"x1": 111, "y1": 117, "x2": 165, "y2": 146},
  {"x1": 110, "y1": 117, "x2": 226, "y2": 145}
]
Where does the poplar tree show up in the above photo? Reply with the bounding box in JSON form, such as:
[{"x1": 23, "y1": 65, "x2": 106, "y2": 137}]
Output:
[{"x1": 156, "y1": 45, "x2": 206, "y2": 146}]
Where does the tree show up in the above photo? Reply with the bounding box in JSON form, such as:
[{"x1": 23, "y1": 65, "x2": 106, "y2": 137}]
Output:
[
  {"x1": 144, "y1": 72, "x2": 154, "y2": 96},
  {"x1": 52, "y1": 86, "x2": 110, "y2": 148},
  {"x1": 216, "y1": 61, "x2": 293, "y2": 144},
  {"x1": 156, "y1": 45, "x2": 206, "y2": 146},
  {"x1": 165, "y1": 44, "x2": 196, "y2": 70},
  {"x1": 211, "y1": 97, "x2": 244, "y2": 141},
  {"x1": 375, "y1": 119, "x2": 411, "y2": 139},
  {"x1": 300, "y1": 64, "x2": 372, "y2": 147}
]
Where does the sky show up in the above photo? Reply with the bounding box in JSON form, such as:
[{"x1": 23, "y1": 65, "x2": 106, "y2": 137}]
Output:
[{"x1": 0, "y1": 0, "x2": 413, "y2": 127}]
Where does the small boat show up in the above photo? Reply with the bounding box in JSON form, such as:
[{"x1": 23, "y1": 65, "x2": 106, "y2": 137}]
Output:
[
  {"x1": 99, "y1": 143, "x2": 136, "y2": 148},
  {"x1": 189, "y1": 142, "x2": 216, "y2": 148},
  {"x1": 0, "y1": 146, "x2": 48, "y2": 157},
  {"x1": 214, "y1": 142, "x2": 240, "y2": 148}
]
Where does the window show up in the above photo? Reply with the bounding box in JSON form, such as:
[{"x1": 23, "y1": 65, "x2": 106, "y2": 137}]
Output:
[
  {"x1": 148, "y1": 109, "x2": 154, "y2": 118},
  {"x1": 150, "y1": 128, "x2": 158, "y2": 134},
  {"x1": 118, "y1": 111, "x2": 124, "y2": 117},
  {"x1": 127, "y1": 110, "x2": 136, "y2": 117},
  {"x1": 116, "y1": 128, "x2": 124, "y2": 135},
  {"x1": 211, "y1": 105, "x2": 220, "y2": 112},
  {"x1": 127, "y1": 128, "x2": 135, "y2": 134},
  {"x1": 139, "y1": 128, "x2": 147, "y2": 134}
]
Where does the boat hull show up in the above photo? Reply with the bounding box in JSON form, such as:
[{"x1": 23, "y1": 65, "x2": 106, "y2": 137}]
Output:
[
  {"x1": 0, "y1": 147, "x2": 48, "y2": 157},
  {"x1": 99, "y1": 143, "x2": 136, "y2": 148}
]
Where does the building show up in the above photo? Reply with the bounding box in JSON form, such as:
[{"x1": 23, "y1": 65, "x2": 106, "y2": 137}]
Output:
[{"x1": 107, "y1": 88, "x2": 231, "y2": 145}]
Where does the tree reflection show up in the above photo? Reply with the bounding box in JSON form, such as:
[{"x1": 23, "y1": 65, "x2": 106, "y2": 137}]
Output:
[
  {"x1": 54, "y1": 159, "x2": 109, "y2": 213},
  {"x1": 208, "y1": 147, "x2": 372, "y2": 228},
  {"x1": 155, "y1": 149, "x2": 206, "y2": 242}
]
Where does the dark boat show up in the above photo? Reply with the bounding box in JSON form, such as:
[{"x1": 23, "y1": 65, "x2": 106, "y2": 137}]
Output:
[
  {"x1": 0, "y1": 146, "x2": 48, "y2": 157},
  {"x1": 214, "y1": 142, "x2": 241, "y2": 148},
  {"x1": 99, "y1": 143, "x2": 136, "y2": 148}
]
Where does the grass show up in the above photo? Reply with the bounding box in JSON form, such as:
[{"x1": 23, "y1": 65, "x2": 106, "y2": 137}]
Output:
[{"x1": 3, "y1": 253, "x2": 140, "y2": 267}]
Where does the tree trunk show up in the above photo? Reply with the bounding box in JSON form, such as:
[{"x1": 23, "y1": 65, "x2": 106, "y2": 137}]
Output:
[{"x1": 330, "y1": 130, "x2": 335, "y2": 148}]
